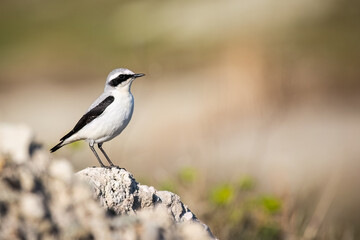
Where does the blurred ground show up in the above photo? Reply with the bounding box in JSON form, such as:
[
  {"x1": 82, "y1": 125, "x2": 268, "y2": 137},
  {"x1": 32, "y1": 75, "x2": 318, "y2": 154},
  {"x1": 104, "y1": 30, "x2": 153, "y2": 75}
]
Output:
[{"x1": 0, "y1": 0, "x2": 360, "y2": 239}]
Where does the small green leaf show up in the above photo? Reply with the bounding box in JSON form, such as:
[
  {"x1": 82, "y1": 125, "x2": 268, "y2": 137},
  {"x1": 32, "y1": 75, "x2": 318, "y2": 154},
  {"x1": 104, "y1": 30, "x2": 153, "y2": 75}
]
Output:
[
  {"x1": 210, "y1": 184, "x2": 234, "y2": 206},
  {"x1": 260, "y1": 195, "x2": 282, "y2": 214}
]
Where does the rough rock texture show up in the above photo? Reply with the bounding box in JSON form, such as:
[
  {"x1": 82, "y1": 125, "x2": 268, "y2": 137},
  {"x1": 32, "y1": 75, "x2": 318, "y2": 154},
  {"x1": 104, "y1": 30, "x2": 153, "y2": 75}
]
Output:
[
  {"x1": 78, "y1": 168, "x2": 214, "y2": 235},
  {"x1": 0, "y1": 123, "x2": 216, "y2": 240}
]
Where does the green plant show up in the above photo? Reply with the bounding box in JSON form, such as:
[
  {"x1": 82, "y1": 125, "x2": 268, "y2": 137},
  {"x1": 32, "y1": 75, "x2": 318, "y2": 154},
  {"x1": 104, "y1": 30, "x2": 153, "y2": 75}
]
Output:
[{"x1": 210, "y1": 184, "x2": 235, "y2": 206}]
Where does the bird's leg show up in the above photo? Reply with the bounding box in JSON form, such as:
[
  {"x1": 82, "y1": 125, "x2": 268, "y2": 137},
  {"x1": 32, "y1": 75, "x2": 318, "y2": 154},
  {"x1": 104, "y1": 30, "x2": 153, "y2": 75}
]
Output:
[
  {"x1": 89, "y1": 143, "x2": 106, "y2": 167},
  {"x1": 97, "y1": 143, "x2": 116, "y2": 167}
]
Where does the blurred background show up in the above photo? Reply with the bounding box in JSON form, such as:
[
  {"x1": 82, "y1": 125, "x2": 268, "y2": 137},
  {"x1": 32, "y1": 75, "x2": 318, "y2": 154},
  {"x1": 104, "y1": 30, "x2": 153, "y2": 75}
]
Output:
[{"x1": 0, "y1": 0, "x2": 359, "y2": 239}]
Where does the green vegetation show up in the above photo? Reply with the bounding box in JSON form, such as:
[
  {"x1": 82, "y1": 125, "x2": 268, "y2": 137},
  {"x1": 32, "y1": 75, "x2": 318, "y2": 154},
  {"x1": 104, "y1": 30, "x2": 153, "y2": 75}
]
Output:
[
  {"x1": 156, "y1": 166, "x2": 354, "y2": 240},
  {"x1": 210, "y1": 184, "x2": 235, "y2": 206},
  {"x1": 158, "y1": 168, "x2": 284, "y2": 239}
]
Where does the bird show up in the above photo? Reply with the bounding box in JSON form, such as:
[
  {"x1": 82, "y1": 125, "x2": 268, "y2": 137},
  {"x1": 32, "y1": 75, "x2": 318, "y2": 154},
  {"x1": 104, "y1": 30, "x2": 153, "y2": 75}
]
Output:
[{"x1": 50, "y1": 68, "x2": 145, "y2": 167}]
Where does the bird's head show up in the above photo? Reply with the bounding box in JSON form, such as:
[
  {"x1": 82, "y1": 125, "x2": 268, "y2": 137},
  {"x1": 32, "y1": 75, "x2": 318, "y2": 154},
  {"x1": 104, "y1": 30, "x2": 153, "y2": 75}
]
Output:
[{"x1": 105, "y1": 68, "x2": 145, "y2": 92}]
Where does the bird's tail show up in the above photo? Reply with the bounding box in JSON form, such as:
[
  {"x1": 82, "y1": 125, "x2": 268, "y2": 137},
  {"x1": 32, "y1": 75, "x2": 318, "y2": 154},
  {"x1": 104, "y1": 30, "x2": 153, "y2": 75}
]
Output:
[{"x1": 50, "y1": 141, "x2": 64, "y2": 153}]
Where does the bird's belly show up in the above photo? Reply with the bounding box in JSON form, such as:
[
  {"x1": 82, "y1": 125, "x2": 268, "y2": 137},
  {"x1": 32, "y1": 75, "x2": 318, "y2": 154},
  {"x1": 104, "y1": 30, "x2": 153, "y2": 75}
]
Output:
[{"x1": 79, "y1": 96, "x2": 134, "y2": 143}]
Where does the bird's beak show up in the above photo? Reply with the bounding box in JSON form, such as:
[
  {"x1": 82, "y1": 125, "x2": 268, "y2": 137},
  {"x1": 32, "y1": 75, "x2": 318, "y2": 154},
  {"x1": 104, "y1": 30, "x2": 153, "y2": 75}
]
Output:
[{"x1": 133, "y1": 73, "x2": 145, "y2": 78}]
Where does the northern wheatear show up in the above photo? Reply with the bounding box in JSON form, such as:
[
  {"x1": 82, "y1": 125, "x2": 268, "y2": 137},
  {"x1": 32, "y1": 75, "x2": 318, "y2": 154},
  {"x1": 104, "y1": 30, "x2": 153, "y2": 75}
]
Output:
[{"x1": 50, "y1": 68, "x2": 145, "y2": 167}]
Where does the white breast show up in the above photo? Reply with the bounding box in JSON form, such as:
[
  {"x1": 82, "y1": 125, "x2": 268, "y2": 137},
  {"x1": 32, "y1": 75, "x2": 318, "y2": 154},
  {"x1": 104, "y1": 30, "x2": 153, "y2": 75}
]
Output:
[{"x1": 76, "y1": 90, "x2": 134, "y2": 143}]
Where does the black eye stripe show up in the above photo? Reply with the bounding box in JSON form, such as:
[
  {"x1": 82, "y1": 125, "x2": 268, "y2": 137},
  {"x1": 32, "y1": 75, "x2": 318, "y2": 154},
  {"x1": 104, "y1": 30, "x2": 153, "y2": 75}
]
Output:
[{"x1": 108, "y1": 74, "x2": 133, "y2": 87}]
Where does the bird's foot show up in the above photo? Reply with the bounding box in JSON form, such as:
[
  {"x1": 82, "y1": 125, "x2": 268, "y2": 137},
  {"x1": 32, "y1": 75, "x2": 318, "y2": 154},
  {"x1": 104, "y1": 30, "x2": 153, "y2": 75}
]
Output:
[
  {"x1": 92, "y1": 164, "x2": 125, "y2": 170},
  {"x1": 112, "y1": 165, "x2": 126, "y2": 171},
  {"x1": 101, "y1": 165, "x2": 112, "y2": 169}
]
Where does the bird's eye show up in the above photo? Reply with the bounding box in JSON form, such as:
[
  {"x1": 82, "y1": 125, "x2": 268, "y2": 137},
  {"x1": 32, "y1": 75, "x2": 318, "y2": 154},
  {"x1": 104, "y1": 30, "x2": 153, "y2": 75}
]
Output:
[
  {"x1": 108, "y1": 74, "x2": 132, "y2": 87},
  {"x1": 117, "y1": 74, "x2": 132, "y2": 83},
  {"x1": 118, "y1": 75, "x2": 128, "y2": 81}
]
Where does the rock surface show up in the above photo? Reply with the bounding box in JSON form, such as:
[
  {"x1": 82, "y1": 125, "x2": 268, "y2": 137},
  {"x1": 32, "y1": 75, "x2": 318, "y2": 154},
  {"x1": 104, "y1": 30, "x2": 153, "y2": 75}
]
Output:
[
  {"x1": 78, "y1": 167, "x2": 214, "y2": 236},
  {"x1": 0, "y1": 123, "x2": 216, "y2": 240},
  {"x1": 0, "y1": 123, "x2": 36, "y2": 164}
]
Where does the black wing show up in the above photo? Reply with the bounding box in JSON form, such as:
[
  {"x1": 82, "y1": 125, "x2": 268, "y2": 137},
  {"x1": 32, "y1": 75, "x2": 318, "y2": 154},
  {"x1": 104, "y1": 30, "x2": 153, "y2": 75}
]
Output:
[{"x1": 60, "y1": 95, "x2": 115, "y2": 141}]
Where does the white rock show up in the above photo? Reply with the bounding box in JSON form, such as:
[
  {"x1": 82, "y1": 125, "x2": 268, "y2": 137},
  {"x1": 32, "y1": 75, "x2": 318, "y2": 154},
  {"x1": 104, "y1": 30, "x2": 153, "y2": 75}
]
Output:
[
  {"x1": 0, "y1": 123, "x2": 34, "y2": 163},
  {"x1": 20, "y1": 193, "x2": 45, "y2": 219},
  {"x1": 183, "y1": 212, "x2": 194, "y2": 221},
  {"x1": 77, "y1": 167, "x2": 215, "y2": 238},
  {"x1": 49, "y1": 159, "x2": 74, "y2": 183}
]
